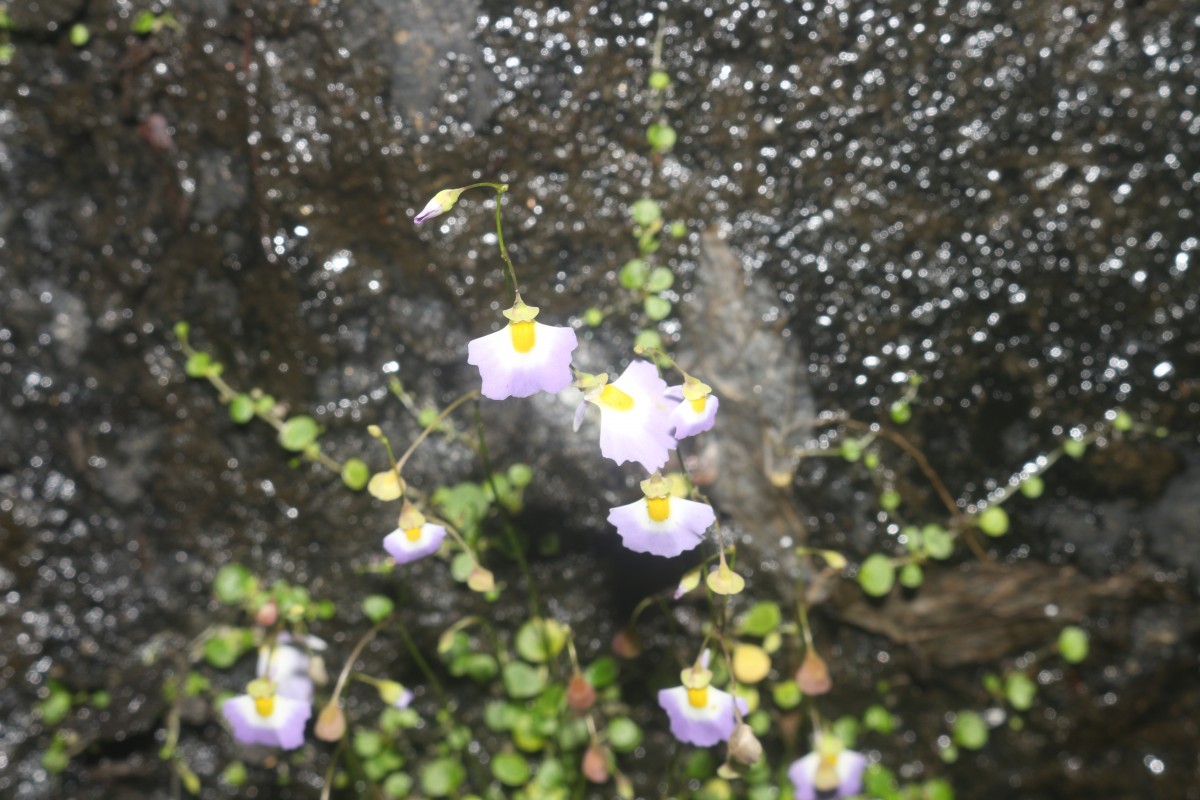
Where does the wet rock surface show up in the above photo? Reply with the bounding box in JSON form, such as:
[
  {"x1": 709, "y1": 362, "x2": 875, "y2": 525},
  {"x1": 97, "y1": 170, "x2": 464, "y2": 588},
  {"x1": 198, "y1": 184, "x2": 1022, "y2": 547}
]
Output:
[{"x1": 1, "y1": 1, "x2": 1198, "y2": 798}]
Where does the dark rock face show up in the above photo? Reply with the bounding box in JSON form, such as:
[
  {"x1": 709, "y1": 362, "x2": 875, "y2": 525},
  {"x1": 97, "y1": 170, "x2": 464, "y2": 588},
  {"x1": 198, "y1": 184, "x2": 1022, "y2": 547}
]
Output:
[{"x1": 1, "y1": 1, "x2": 1197, "y2": 798}]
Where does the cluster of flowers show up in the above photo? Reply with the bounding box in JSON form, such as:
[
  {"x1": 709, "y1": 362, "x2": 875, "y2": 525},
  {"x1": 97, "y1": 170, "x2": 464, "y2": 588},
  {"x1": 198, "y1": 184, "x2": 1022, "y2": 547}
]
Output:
[
  {"x1": 221, "y1": 634, "x2": 411, "y2": 750},
  {"x1": 218, "y1": 189, "x2": 868, "y2": 800}
]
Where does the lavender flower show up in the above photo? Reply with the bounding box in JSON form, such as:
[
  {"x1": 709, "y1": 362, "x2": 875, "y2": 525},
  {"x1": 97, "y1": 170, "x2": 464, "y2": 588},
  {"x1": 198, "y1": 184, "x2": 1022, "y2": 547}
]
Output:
[
  {"x1": 787, "y1": 734, "x2": 868, "y2": 800},
  {"x1": 413, "y1": 188, "x2": 463, "y2": 224},
  {"x1": 607, "y1": 473, "x2": 714, "y2": 557},
  {"x1": 666, "y1": 377, "x2": 719, "y2": 440},
  {"x1": 256, "y1": 634, "x2": 326, "y2": 705},
  {"x1": 467, "y1": 296, "x2": 578, "y2": 400},
  {"x1": 578, "y1": 360, "x2": 675, "y2": 471},
  {"x1": 657, "y1": 660, "x2": 747, "y2": 747},
  {"x1": 222, "y1": 679, "x2": 311, "y2": 750},
  {"x1": 383, "y1": 502, "x2": 446, "y2": 565}
]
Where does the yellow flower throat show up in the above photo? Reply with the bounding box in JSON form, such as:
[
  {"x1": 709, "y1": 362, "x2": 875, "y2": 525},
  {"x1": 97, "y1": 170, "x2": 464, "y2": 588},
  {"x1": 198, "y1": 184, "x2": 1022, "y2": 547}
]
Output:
[
  {"x1": 687, "y1": 687, "x2": 708, "y2": 709},
  {"x1": 597, "y1": 384, "x2": 634, "y2": 411},
  {"x1": 647, "y1": 496, "x2": 671, "y2": 522},
  {"x1": 690, "y1": 397, "x2": 707, "y2": 413},
  {"x1": 254, "y1": 695, "x2": 275, "y2": 717},
  {"x1": 509, "y1": 321, "x2": 535, "y2": 353},
  {"x1": 405, "y1": 527, "x2": 423, "y2": 542}
]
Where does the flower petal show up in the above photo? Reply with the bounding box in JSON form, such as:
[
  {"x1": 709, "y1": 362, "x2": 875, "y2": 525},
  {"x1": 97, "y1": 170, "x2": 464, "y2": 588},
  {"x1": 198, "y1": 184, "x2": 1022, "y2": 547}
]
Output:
[
  {"x1": 467, "y1": 323, "x2": 578, "y2": 400},
  {"x1": 607, "y1": 497, "x2": 713, "y2": 557},
  {"x1": 383, "y1": 523, "x2": 447, "y2": 565},
  {"x1": 222, "y1": 695, "x2": 312, "y2": 750},
  {"x1": 656, "y1": 685, "x2": 745, "y2": 747}
]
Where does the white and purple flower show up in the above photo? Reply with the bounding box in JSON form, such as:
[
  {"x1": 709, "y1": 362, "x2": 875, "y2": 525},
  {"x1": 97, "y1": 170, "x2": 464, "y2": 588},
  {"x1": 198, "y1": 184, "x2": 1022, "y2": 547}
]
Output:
[
  {"x1": 787, "y1": 734, "x2": 868, "y2": 800},
  {"x1": 222, "y1": 678, "x2": 311, "y2": 750},
  {"x1": 578, "y1": 360, "x2": 676, "y2": 472},
  {"x1": 657, "y1": 659, "x2": 747, "y2": 747},
  {"x1": 666, "y1": 376, "x2": 719, "y2": 440},
  {"x1": 384, "y1": 503, "x2": 446, "y2": 565},
  {"x1": 256, "y1": 634, "x2": 326, "y2": 705},
  {"x1": 607, "y1": 473, "x2": 714, "y2": 557},
  {"x1": 467, "y1": 296, "x2": 578, "y2": 400}
]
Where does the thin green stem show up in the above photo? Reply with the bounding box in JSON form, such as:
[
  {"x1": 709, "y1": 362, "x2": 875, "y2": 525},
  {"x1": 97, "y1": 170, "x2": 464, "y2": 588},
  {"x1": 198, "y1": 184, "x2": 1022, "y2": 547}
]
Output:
[
  {"x1": 473, "y1": 400, "x2": 543, "y2": 622},
  {"x1": 394, "y1": 389, "x2": 481, "y2": 473},
  {"x1": 395, "y1": 617, "x2": 448, "y2": 707},
  {"x1": 456, "y1": 181, "x2": 520, "y2": 297}
]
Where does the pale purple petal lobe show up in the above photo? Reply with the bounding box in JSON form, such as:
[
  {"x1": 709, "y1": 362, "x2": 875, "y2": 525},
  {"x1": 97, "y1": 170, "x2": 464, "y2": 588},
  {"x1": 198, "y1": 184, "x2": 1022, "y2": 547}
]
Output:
[
  {"x1": 607, "y1": 497, "x2": 714, "y2": 557},
  {"x1": 384, "y1": 523, "x2": 447, "y2": 565},
  {"x1": 468, "y1": 323, "x2": 578, "y2": 400},
  {"x1": 222, "y1": 695, "x2": 311, "y2": 750},
  {"x1": 657, "y1": 685, "x2": 747, "y2": 747}
]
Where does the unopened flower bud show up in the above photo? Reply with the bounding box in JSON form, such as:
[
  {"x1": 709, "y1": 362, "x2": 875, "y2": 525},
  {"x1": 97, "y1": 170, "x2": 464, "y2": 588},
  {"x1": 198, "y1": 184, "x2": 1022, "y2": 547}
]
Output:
[
  {"x1": 254, "y1": 600, "x2": 278, "y2": 627},
  {"x1": 728, "y1": 723, "x2": 763, "y2": 765},
  {"x1": 566, "y1": 673, "x2": 596, "y2": 712},
  {"x1": 612, "y1": 628, "x2": 642, "y2": 659},
  {"x1": 467, "y1": 566, "x2": 495, "y2": 593},
  {"x1": 583, "y1": 744, "x2": 609, "y2": 784},
  {"x1": 796, "y1": 650, "x2": 832, "y2": 696},
  {"x1": 308, "y1": 654, "x2": 329, "y2": 686},
  {"x1": 413, "y1": 188, "x2": 463, "y2": 224},
  {"x1": 378, "y1": 680, "x2": 413, "y2": 709},
  {"x1": 314, "y1": 702, "x2": 346, "y2": 742}
]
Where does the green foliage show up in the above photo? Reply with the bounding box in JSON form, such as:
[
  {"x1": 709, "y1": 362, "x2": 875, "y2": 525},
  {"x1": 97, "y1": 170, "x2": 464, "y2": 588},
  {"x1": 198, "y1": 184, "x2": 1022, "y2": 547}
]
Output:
[
  {"x1": 491, "y1": 752, "x2": 532, "y2": 786},
  {"x1": 1019, "y1": 475, "x2": 1045, "y2": 498},
  {"x1": 69, "y1": 24, "x2": 89, "y2": 47},
  {"x1": 584, "y1": 657, "x2": 619, "y2": 689},
  {"x1": 839, "y1": 438, "x2": 863, "y2": 462},
  {"x1": 278, "y1": 416, "x2": 320, "y2": 452},
  {"x1": 341, "y1": 457, "x2": 370, "y2": 490},
  {"x1": 1004, "y1": 671, "x2": 1036, "y2": 711},
  {"x1": 383, "y1": 772, "x2": 413, "y2": 798},
  {"x1": 772, "y1": 680, "x2": 801, "y2": 710},
  {"x1": 221, "y1": 761, "x2": 248, "y2": 787},
  {"x1": 645, "y1": 266, "x2": 674, "y2": 293},
  {"x1": 503, "y1": 662, "x2": 547, "y2": 699},
  {"x1": 362, "y1": 595, "x2": 394, "y2": 622},
  {"x1": 37, "y1": 681, "x2": 72, "y2": 726},
  {"x1": 921, "y1": 524, "x2": 954, "y2": 560},
  {"x1": 619, "y1": 258, "x2": 649, "y2": 289},
  {"x1": 630, "y1": 198, "x2": 662, "y2": 227},
  {"x1": 889, "y1": 401, "x2": 912, "y2": 424},
  {"x1": 644, "y1": 295, "x2": 672, "y2": 321},
  {"x1": 646, "y1": 123, "x2": 677, "y2": 152},
  {"x1": 648, "y1": 70, "x2": 670, "y2": 90},
  {"x1": 606, "y1": 718, "x2": 643, "y2": 753},
  {"x1": 228, "y1": 393, "x2": 255, "y2": 424},
  {"x1": 738, "y1": 601, "x2": 782, "y2": 637},
  {"x1": 417, "y1": 762, "x2": 463, "y2": 796},
  {"x1": 1063, "y1": 438, "x2": 1086, "y2": 459},
  {"x1": 1058, "y1": 626, "x2": 1089, "y2": 663},
  {"x1": 978, "y1": 506, "x2": 1009, "y2": 537},
  {"x1": 859, "y1": 554, "x2": 895, "y2": 597},
  {"x1": 515, "y1": 618, "x2": 568, "y2": 663},
  {"x1": 952, "y1": 711, "x2": 988, "y2": 750},
  {"x1": 880, "y1": 490, "x2": 901, "y2": 512},
  {"x1": 214, "y1": 564, "x2": 254, "y2": 604},
  {"x1": 863, "y1": 704, "x2": 894, "y2": 735},
  {"x1": 583, "y1": 307, "x2": 604, "y2": 327},
  {"x1": 899, "y1": 563, "x2": 924, "y2": 589},
  {"x1": 1113, "y1": 410, "x2": 1133, "y2": 431}
]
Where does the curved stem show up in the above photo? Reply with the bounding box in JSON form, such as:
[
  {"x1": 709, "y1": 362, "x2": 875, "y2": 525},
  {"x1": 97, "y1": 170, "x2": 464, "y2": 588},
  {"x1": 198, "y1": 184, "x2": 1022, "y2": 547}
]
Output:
[
  {"x1": 395, "y1": 617, "x2": 448, "y2": 707},
  {"x1": 330, "y1": 619, "x2": 389, "y2": 704},
  {"x1": 394, "y1": 389, "x2": 481, "y2": 473}
]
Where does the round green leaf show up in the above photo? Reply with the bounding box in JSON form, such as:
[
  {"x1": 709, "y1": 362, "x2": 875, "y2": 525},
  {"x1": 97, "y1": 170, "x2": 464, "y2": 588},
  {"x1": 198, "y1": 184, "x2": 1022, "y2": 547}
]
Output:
[
  {"x1": 221, "y1": 761, "x2": 248, "y2": 787},
  {"x1": 450, "y1": 552, "x2": 475, "y2": 582},
  {"x1": 889, "y1": 401, "x2": 912, "y2": 424},
  {"x1": 383, "y1": 773, "x2": 413, "y2": 799},
  {"x1": 508, "y1": 463, "x2": 533, "y2": 488},
  {"x1": 644, "y1": 295, "x2": 672, "y2": 321},
  {"x1": 1004, "y1": 671, "x2": 1036, "y2": 711},
  {"x1": 978, "y1": 506, "x2": 1009, "y2": 537},
  {"x1": 953, "y1": 711, "x2": 988, "y2": 750},
  {"x1": 584, "y1": 656, "x2": 619, "y2": 689},
  {"x1": 840, "y1": 439, "x2": 862, "y2": 462},
  {"x1": 1019, "y1": 475, "x2": 1045, "y2": 499},
  {"x1": 1113, "y1": 410, "x2": 1133, "y2": 432},
  {"x1": 619, "y1": 258, "x2": 649, "y2": 289},
  {"x1": 647, "y1": 123, "x2": 677, "y2": 151},
  {"x1": 858, "y1": 554, "x2": 895, "y2": 597},
  {"x1": 899, "y1": 563, "x2": 924, "y2": 589},
  {"x1": 738, "y1": 601, "x2": 782, "y2": 637},
  {"x1": 362, "y1": 594, "x2": 394, "y2": 622},
  {"x1": 922, "y1": 524, "x2": 954, "y2": 560},
  {"x1": 670, "y1": 221, "x2": 687, "y2": 238},
  {"x1": 772, "y1": 680, "x2": 801, "y2": 710},
  {"x1": 606, "y1": 718, "x2": 642, "y2": 753},
  {"x1": 203, "y1": 635, "x2": 238, "y2": 669},
  {"x1": 341, "y1": 457, "x2": 370, "y2": 491},
  {"x1": 863, "y1": 704, "x2": 893, "y2": 734},
  {"x1": 229, "y1": 394, "x2": 255, "y2": 424},
  {"x1": 515, "y1": 618, "x2": 568, "y2": 663},
  {"x1": 634, "y1": 329, "x2": 663, "y2": 352},
  {"x1": 924, "y1": 778, "x2": 955, "y2": 800},
  {"x1": 1058, "y1": 626, "x2": 1089, "y2": 664},
  {"x1": 278, "y1": 416, "x2": 320, "y2": 452},
  {"x1": 353, "y1": 729, "x2": 384, "y2": 758},
  {"x1": 419, "y1": 758, "x2": 465, "y2": 798},
  {"x1": 648, "y1": 70, "x2": 670, "y2": 90},
  {"x1": 630, "y1": 199, "x2": 662, "y2": 227},
  {"x1": 185, "y1": 352, "x2": 213, "y2": 378},
  {"x1": 70, "y1": 23, "x2": 89, "y2": 46},
  {"x1": 1063, "y1": 438, "x2": 1086, "y2": 459},
  {"x1": 491, "y1": 753, "x2": 531, "y2": 787},
  {"x1": 484, "y1": 701, "x2": 519, "y2": 733},
  {"x1": 214, "y1": 563, "x2": 253, "y2": 604},
  {"x1": 502, "y1": 662, "x2": 546, "y2": 699},
  {"x1": 173, "y1": 321, "x2": 190, "y2": 341},
  {"x1": 583, "y1": 307, "x2": 604, "y2": 327},
  {"x1": 645, "y1": 267, "x2": 674, "y2": 293},
  {"x1": 880, "y1": 490, "x2": 901, "y2": 512},
  {"x1": 832, "y1": 715, "x2": 860, "y2": 748}
]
